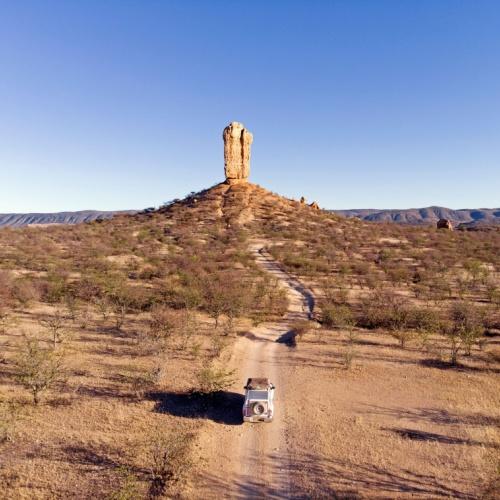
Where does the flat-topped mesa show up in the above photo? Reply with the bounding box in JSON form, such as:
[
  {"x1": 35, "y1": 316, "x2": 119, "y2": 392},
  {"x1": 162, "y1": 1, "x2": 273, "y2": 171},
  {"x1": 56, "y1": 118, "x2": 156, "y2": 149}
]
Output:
[{"x1": 223, "y1": 121, "x2": 253, "y2": 184}]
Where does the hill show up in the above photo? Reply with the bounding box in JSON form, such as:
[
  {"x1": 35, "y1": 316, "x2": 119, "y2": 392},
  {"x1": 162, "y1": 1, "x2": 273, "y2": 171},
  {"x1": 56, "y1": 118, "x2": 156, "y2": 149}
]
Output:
[
  {"x1": 0, "y1": 210, "x2": 138, "y2": 227},
  {"x1": 332, "y1": 206, "x2": 500, "y2": 225},
  {"x1": 2, "y1": 205, "x2": 499, "y2": 228}
]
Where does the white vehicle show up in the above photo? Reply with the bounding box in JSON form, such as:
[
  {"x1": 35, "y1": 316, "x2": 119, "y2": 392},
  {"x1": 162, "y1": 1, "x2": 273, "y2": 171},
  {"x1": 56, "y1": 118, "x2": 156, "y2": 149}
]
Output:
[{"x1": 242, "y1": 378, "x2": 275, "y2": 423}]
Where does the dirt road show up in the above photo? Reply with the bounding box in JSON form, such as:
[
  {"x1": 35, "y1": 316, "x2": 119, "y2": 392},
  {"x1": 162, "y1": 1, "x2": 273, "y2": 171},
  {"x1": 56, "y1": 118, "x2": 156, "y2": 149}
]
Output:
[{"x1": 194, "y1": 243, "x2": 315, "y2": 498}]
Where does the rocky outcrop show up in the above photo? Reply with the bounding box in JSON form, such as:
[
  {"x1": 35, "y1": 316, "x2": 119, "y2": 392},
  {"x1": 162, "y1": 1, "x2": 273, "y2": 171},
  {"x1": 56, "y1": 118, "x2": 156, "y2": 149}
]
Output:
[
  {"x1": 223, "y1": 122, "x2": 253, "y2": 184},
  {"x1": 300, "y1": 197, "x2": 306, "y2": 205},
  {"x1": 309, "y1": 201, "x2": 319, "y2": 210},
  {"x1": 437, "y1": 218, "x2": 453, "y2": 230}
]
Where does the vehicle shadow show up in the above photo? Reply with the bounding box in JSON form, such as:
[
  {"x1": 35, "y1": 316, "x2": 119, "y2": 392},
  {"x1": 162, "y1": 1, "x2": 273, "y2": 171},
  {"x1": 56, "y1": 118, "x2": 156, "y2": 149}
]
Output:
[
  {"x1": 276, "y1": 328, "x2": 298, "y2": 347},
  {"x1": 149, "y1": 390, "x2": 245, "y2": 425}
]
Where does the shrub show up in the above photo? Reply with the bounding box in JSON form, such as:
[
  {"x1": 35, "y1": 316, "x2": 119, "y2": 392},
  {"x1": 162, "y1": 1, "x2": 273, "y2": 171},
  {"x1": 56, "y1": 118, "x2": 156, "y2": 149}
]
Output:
[
  {"x1": 342, "y1": 345, "x2": 356, "y2": 370},
  {"x1": 176, "y1": 308, "x2": 198, "y2": 351},
  {"x1": 389, "y1": 329, "x2": 414, "y2": 349},
  {"x1": 202, "y1": 272, "x2": 250, "y2": 328},
  {"x1": 12, "y1": 278, "x2": 39, "y2": 306},
  {"x1": 407, "y1": 307, "x2": 441, "y2": 348},
  {"x1": 39, "y1": 271, "x2": 68, "y2": 303},
  {"x1": 108, "y1": 466, "x2": 140, "y2": 500},
  {"x1": 0, "y1": 307, "x2": 12, "y2": 336},
  {"x1": 16, "y1": 337, "x2": 66, "y2": 404},
  {"x1": 322, "y1": 304, "x2": 354, "y2": 330},
  {"x1": 146, "y1": 429, "x2": 193, "y2": 497},
  {"x1": 357, "y1": 290, "x2": 409, "y2": 330},
  {"x1": 148, "y1": 305, "x2": 179, "y2": 343},
  {"x1": 195, "y1": 365, "x2": 235, "y2": 395},
  {"x1": 0, "y1": 271, "x2": 14, "y2": 306},
  {"x1": 0, "y1": 399, "x2": 20, "y2": 443},
  {"x1": 449, "y1": 301, "x2": 484, "y2": 359},
  {"x1": 290, "y1": 320, "x2": 311, "y2": 344}
]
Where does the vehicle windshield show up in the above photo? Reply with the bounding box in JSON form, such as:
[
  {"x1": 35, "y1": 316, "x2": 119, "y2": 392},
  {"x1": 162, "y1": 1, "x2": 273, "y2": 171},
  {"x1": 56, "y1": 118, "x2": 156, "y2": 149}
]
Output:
[{"x1": 246, "y1": 390, "x2": 268, "y2": 400}]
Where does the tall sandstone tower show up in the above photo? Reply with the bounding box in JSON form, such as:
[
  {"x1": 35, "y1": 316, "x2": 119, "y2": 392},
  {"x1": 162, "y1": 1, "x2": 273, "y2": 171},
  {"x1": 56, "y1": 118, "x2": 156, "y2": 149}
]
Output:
[{"x1": 223, "y1": 122, "x2": 253, "y2": 184}]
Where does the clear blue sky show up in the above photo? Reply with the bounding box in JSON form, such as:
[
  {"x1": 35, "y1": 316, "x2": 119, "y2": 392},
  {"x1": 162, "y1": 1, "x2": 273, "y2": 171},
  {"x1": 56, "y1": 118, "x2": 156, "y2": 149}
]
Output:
[{"x1": 0, "y1": 1, "x2": 499, "y2": 212}]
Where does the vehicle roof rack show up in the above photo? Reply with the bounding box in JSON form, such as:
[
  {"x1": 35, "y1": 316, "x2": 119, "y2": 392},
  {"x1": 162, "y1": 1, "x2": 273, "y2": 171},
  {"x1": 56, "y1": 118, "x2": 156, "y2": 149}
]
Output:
[{"x1": 245, "y1": 378, "x2": 271, "y2": 389}]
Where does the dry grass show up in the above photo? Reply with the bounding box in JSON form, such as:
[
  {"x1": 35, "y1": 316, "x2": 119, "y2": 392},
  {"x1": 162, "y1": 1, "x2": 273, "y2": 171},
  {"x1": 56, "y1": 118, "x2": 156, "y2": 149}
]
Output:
[
  {"x1": 277, "y1": 327, "x2": 500, "y2": 498},
  {"x1": 0, "y1": 181, "x2": 498, "y2": 498}
]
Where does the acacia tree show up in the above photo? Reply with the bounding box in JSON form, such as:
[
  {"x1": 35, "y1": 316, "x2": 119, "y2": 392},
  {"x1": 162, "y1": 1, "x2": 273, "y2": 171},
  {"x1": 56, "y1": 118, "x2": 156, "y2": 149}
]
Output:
[
  {"x1": 202, "y1": 280, "x2": 225, "y2": 328},
  {"x1": 16, "y1": 337, "x2": 66, "y2": 404},
  {"x1": 448, "y1": 301, "x2": 483, "y2": 360},
  {"x1": 202, "y1": 272, "x2": 249, "y2": 329}
]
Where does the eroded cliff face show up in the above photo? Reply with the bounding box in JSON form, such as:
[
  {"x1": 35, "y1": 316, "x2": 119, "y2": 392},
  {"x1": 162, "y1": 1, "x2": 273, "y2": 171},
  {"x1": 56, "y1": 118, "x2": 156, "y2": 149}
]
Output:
[{"x1": 223, "y1": 122, "x2": 253, "y2": 184}]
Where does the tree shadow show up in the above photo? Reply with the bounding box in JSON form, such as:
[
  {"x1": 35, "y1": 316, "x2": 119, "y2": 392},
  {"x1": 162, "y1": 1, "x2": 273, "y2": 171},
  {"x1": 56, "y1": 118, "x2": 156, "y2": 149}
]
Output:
[
  {"x1": 385, "y1": 427, "x2": 499, "y2": 449},
  {"x1": 239, "y1": 330, "x2": 269, "y2": 342},
  {"x1": 420, "y1": 358, "x2": 500, "y2": 373},
  {"x1": 197, "y1": 450, "x2": 473, "y2": 499},
  {"x1": 362, "y1": 403, "x2": 500, "y2": 428},
  {"x1": 62, "y1": 445, "x2": 123, "y2": 468},
  {"x1": 149, "y1": 390, "x2": 244, "y2": 425}
]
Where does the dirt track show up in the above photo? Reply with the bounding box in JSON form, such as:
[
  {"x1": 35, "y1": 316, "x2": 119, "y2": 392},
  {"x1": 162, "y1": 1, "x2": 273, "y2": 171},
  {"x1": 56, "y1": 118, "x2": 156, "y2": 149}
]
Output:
[{"x1": 194, "y1": 243, "x2": 315, "y2": 498}]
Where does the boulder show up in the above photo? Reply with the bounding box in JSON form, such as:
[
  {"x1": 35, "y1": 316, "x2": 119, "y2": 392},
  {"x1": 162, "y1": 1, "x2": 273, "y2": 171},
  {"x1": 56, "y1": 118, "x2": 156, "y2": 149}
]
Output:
[
  {"x1": 437, "y1": 218, "x2": 453, "y2": 230},
  {"x1": 223, "y1": 122, "x2": 253, "y2": 184},
  {"x1": 309, "y1": 201, "x2": 319, "y2": 210},
  {"x1": 300, "y1": 196, "x2": 306, "y2": 204}
]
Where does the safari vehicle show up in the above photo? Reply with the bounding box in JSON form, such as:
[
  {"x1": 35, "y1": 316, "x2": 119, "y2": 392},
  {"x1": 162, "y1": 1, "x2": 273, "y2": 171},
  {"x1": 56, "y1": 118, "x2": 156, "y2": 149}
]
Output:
[{"x1": 242, "y1": 378, "x2": 275, "y2": 423}]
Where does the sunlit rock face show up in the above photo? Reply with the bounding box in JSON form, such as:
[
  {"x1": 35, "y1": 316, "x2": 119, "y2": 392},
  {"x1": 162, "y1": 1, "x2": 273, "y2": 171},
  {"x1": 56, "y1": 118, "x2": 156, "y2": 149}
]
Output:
[
  {"x1": 437, "y1": 218, "x2": 453, "y2": 230},
  {"x1": 223, "y1": 122, "x2": 253, "y2": 184}
]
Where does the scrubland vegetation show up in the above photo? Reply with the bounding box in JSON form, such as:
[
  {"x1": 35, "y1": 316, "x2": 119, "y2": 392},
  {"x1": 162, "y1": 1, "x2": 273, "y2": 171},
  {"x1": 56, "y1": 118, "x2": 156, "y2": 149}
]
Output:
[
  {"x1": 262, "y1": 208, "x2": 499, "y2": 369},
  {"x1": 0, "y1": 182, "x2": 498, "y2": 498},
  {"x1": 0, "y1": 194, "x2": 288, "y2": 497}
]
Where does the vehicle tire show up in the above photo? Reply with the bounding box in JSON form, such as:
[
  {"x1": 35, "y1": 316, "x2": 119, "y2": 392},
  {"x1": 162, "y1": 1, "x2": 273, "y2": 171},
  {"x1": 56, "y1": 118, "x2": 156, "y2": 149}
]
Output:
[{"x1": 252, "y1": 402, "x2": 267, "y2": 415}]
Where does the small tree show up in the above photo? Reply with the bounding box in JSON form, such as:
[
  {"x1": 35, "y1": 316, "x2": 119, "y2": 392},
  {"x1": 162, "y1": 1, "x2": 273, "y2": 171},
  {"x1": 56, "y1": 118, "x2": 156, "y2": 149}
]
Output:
[
  {"x1": 409, "y1": 307, "x2": 441, "y2": 349},
  {"x1": 389, "y1": 329, "x2": 414, "y2": 349},
  {"x1": 93, "y1": 295, "x2": 111, "y2": 322},
  {"x1": 77, "y1": 303, "x2": 92, "y2": 329},
  {"x1": 110, "y1": 293, "x2": 130, "y2": 330},
  {"x1": 202, "y1": 280, "x2": 225, "y2": 328},
  {"x1": 322, "y1": 304, "x2": 355, "y2": 339},
  {"x1": 177, "y1": 308, "x2": 197, "y2": 351},
  {"x1": 148, "y1": 305, "x2": 179, "y2": 343},
  {"x1": 449, "y1": 301, "x2": 483, "y2": 358},
  {"x1": 64, "y1": 293, "x2": 78, "y2": 322},
  {"x1": 41, "y1": 309, "x2": 68, "y2": 349},
  {"x1": 16, "y1": 337, "x2": 66, "y2": 404}
]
